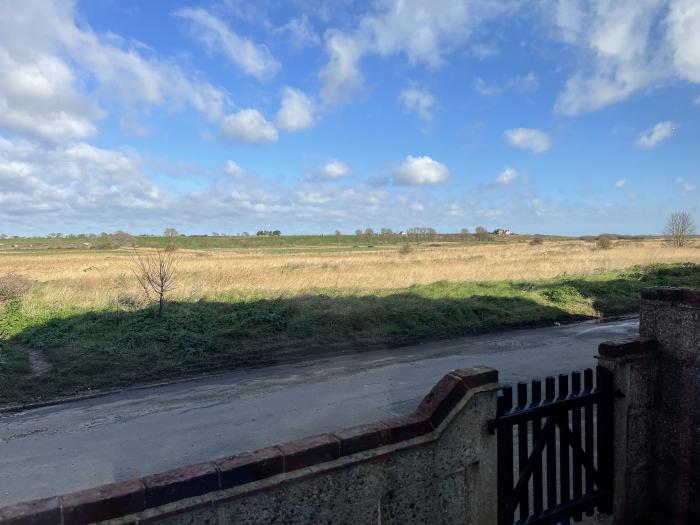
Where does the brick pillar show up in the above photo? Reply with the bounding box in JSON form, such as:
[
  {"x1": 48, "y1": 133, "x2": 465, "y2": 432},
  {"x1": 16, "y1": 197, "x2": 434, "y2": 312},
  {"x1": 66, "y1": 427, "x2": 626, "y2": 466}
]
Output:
[{"x1": 638, "y1": 288, "x2": 700, "y2": 524}]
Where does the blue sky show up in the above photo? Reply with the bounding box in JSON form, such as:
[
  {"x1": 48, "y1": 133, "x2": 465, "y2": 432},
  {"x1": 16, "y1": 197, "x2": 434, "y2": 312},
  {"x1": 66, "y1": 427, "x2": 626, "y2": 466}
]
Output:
[{"x1": 0, "y1": 0, "x2": 699, "y2": 236}]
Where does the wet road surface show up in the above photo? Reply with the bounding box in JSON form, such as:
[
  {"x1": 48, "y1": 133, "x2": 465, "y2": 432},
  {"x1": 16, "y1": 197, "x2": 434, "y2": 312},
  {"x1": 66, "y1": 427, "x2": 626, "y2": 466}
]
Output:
[{"x1": 0, "y1": 317, "x2": 638, "y2": 506}]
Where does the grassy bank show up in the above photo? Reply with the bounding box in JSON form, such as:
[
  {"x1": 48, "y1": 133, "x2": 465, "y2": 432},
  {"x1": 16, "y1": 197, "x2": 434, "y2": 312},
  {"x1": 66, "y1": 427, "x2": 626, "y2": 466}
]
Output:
[{"x1": 1, "y1": 262, "x2": 699, "y2": 405}]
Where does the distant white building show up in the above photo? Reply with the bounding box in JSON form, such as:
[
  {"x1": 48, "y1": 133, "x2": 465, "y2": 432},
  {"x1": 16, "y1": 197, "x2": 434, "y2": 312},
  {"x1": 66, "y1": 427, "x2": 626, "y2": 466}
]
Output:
[{"x1": 493, "y1": 228, "x2": 512, "y2": 236}]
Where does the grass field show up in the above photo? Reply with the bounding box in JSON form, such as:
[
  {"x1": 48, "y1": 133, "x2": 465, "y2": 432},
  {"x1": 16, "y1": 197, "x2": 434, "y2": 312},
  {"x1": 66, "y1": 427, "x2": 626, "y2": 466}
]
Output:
[{"x1": 2, "y1": 235, "x2": 700, "y2": 405}]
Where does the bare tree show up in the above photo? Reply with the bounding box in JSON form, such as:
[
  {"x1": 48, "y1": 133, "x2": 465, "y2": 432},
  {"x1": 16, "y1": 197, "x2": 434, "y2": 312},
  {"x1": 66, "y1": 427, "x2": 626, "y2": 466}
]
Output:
[
  {"x1": 664, "y1": 211, "x2": 696, "y2": 247},
  {"x1": 132, "y1": 248, "x2": 179, "y2": 317},
  {"x1": 475, "y1": 226, "x2": 489, "y2": 241},
  {"x1": 164, "y1": 228, "x2": 178, "y2": 238}
]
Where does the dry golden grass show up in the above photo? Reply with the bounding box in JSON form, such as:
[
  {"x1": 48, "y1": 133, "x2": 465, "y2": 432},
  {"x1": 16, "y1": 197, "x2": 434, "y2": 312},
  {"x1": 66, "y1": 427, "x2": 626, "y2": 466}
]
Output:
[{"x1": 1, "y1": 238, "x2": 699, "y2": 309}]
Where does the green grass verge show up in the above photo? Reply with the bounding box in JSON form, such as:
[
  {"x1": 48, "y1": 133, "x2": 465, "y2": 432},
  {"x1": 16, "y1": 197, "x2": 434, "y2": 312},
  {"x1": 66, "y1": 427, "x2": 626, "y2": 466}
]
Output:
[{"x1": 1, "y1": 262, "x2": 699, "y2": 405}]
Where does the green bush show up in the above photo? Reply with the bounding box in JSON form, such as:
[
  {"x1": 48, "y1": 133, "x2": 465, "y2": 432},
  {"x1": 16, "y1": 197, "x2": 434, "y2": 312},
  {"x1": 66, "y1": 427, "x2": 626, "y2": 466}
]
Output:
[{"x1": 542, "y1": 285, "x2": 583, "y2": 304}]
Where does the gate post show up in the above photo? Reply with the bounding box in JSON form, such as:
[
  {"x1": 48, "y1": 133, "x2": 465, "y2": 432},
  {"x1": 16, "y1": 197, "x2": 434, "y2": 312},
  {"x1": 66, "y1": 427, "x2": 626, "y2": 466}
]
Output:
[
  {"x1": 597, "y1": 338, "x2": 655, "y2": 525},
  {"x1": 638, "y1": 288, "x2": 700, "y2": 524}
]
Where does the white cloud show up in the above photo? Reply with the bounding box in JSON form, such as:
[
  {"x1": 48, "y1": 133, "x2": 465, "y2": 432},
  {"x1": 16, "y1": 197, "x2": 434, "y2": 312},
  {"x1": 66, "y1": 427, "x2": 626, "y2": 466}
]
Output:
[
  {"x1": 398, "y1": 87, "x2": 436, "y2": 122},
  {"x1": 0, "y1": 0, "x2": 227, "y2": 143},
  {"x1": 510, "y1": 72, "x2": 539, "y2": 93},
  {"x1": 319, "y1": 0, "x2": 514, "y2": 105},
  {"x1": 504, "y1": 128, "x2": 552, "y2": 153},
  {"x1": 319, "y1": 30, "x2": 365, "y2": 104},
  {"x1": 615, "y1": 179, "x2": 626, "y2": 188},
  {"x1": 548, "y1": 0, "x2": 700, "y2": 115},
  {"x1": 313, "y1": 159, "x2": 351, "y2": 180},
  {"x1": 394, "y1": 155, "x2": 449, "y2": 185},
  {"x1": 496, "y1": 167, "x2": 519, "y2": 185},
  {"x1": 675, "y1": 177, "x2": 696, "y2": 192},
  {"x1": 665, "y1": 0, "x2": 700, "y2": 84},
  {"x1": 635, "y1": 121, "x2": 676, "y2": 149},
  {"x1": 274, "y1": 15, "x2": 320, "y2": 49},
  {"x1": 0, "y1": 136, "x2": 164, "y2": 222},
  {"x1": 221, "y1": 109, "x2": 278, "y2": 144},
  {"x1": 174, "y1": 8, "x2": 279, "y2": 81},
  {"x1": 224, "y1": 160, "x2": 245, "y2": 178},
  {"x1": 473, "y1": 72, "x2": 539, "y2": 97},
  {"x1": 473, "y1": 78, "x2": 503, "y2": 96},
  {"x1": 276, "y1": 87, "x2": 316, "y2": 131}
]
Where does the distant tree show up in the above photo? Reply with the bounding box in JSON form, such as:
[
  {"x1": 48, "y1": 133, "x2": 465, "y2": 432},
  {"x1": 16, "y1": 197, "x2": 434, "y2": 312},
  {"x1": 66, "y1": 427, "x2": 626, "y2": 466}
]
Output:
[
  {"x1": 132, "y1": 248, "x2": 179, "y2": 317},
  {"x1": 242, "y1": 232, "x2": 250, "y2": 237},
  {"x1": 355, "y1": 229, "x2": 363, "y2": 237},
  {"x1": 364, "y1": 227, "x2": 374, "y2": 236},
  {"x1": 665, "y1": 211, "x2": 696, "y2": 247},
  {"x1": 335, "y1": 230, "x2": 342, "y2": 237},
  {"x1": 272, "y1": 230, "x2": 281, "y2": 236},
  {"x1": 112, "y1": 230, "x2": 133, "y2": 247},
  {"x1": 475, "y1": 226, "x2": 489, "y2": 241},
  {"x1": 460, "y1": 228, "x2": 469, "y2": 238},
  {"x1": 596, "y1": 234, "x2": 614, "y2": 250},
  {"x1": 164, "y1": 228, "x2": 178, "y2": 238}
]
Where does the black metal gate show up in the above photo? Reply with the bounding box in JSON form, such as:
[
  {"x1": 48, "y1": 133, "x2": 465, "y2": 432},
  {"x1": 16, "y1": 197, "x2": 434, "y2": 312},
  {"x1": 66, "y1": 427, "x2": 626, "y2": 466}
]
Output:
[{"x1": 491, "y1": 367, "x2": 614, "y2": 525}]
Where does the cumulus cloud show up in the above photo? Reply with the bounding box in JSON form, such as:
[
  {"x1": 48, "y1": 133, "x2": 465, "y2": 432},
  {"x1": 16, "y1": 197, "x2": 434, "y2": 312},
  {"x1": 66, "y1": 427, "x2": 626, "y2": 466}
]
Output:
[
  {"x1": 635, "y1": 121, "x2": 676, "y2": 149},
  {"x1": 398, "y1": 87, "x2": 436, "y2": 122},
  {"x1": 0, "y1": 136, "x2": 163, "y2": 223},
  {"x1": 224, "y1": 160, "x2": 245, "y2": 178},
  {"x1": 504, "y1": 128, "x2": 551, "y2": 153},
  {"x1": 319, "y1": 30, "x2": 365, "y2": 104},
  {"x1": 311, "y1": 159, "x2": 351, "y2": 181},
  {"x1": 319, "y1": 0, "x2": 513, "y2": 105},
  {"x1": 615, "y1": 179, "x2": 626, "y2": 188},
  {"x1": 496, "y1": 167, "x2": 518, "y2": 185},
  {"x1": 221, "y1": 109, "x2": 278, "y2": 144},
  {"x1": 394, "y1": 155, "x2": 449, "y2": 185},
  {"x1": 0, "y1": 0, "x2": 227, "y2": 143},
  {"x1": 548, "y1": 0, "x2": 700, "y2": 115},
  {"x1": 174, "y1": 7, "x2": 280, "y2": 81},
  {"x1": 276, "y1": 87, "x2": 316, "y2": 131}
]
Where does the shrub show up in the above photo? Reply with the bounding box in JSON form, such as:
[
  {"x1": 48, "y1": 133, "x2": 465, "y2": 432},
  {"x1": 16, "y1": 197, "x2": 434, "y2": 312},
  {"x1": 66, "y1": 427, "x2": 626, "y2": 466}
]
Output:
[
  {"x1": 597, "y1": 235, "x2": 614, "y2": 249},
  {"x1": 530, "y1": 235, "x2": 544, "y2": 245},
  {"x1": 475, "y1": 226, "x2": 490, "y2": 241},
  {"x1": 0, "y1": 273, "x2": 33, "y2": 301},
  {"x1": 399, "y1": 244, "x2": 413, "y2": 255},
  {"x1": 542, "y1": 285, "x2": 583, "y2": 304}
]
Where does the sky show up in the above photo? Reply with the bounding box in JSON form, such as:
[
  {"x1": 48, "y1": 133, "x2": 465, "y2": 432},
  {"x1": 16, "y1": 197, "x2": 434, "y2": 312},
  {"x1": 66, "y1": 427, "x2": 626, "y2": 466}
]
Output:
[{"x1": 0, "y1": 0, "x2": 699, "y2": 236}]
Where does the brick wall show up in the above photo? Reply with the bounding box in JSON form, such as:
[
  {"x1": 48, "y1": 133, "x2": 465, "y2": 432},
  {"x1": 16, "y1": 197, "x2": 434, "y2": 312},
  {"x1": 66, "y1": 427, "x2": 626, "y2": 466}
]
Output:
[{"x1": 0, "y1": 367, "x2": 500, "y2": 525}]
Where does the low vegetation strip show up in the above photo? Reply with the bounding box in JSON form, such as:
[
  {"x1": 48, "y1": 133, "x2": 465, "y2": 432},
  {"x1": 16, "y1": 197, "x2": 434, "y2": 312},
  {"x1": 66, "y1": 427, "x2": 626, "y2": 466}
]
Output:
[{"x1": 1, "y1": 263, "x2": 698, "y2": 405}]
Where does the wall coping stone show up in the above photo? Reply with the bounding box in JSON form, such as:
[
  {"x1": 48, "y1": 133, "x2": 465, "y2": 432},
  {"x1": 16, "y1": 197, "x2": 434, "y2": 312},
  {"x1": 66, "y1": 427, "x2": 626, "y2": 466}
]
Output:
[
  {"x1": 640, "y1": 287, "x2": 700, "y2": 306},
  {"x1": 0, "y1": 366, "x2": 498, "y2": 525},
  {"x1": 598, "y1": 337, "x2": 657, "y2": 359},
  {"x1": 0, "y1": 496, "x2": 61, "y2": 525}
]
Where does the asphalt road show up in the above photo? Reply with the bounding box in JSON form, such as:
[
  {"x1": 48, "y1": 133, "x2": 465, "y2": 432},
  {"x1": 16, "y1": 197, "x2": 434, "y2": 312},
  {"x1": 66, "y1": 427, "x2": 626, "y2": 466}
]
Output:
[{"x1": 0, "y1": 317, "x2": 638, "y2": 507}]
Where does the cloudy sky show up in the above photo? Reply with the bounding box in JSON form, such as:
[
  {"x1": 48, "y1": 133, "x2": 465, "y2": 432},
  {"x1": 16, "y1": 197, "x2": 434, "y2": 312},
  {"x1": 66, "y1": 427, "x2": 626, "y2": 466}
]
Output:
[{"x1": 1, "y1": 0, "x2": 699, "y2": 236}]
